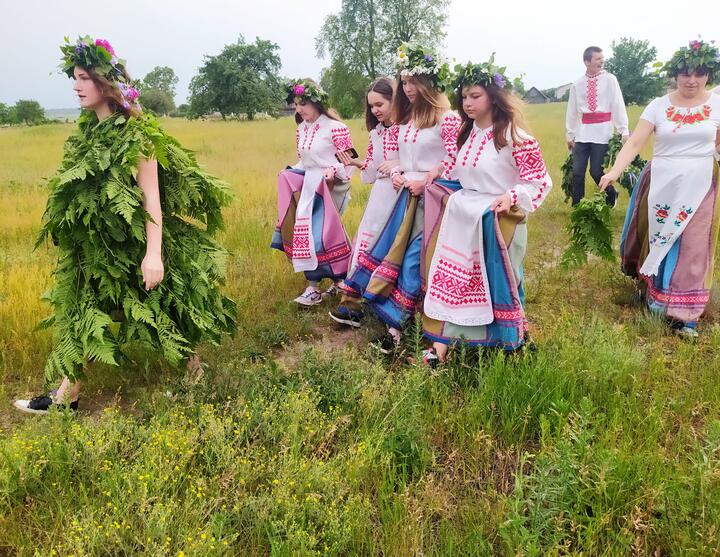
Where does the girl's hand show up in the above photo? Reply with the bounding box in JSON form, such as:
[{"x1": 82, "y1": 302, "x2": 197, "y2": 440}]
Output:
[
  {"x1": 337, "y1": 151, "x2": 362, "y2": 167},
  {"x1": 423, "y1": 164, "x2": 442, "y2": 186},
  {"x1": 407, "y1": 180, "x2": 425, "y2": 196},
  {"x1": 377, "y1": 160, "x2": 399, "y2": 176},
  {"x1": 392, "y1": 172, "x2": 406, "y2": 191},
  {"x1": 324, "y1": 167, "x2": 336, "y2": 183},
  {"x1": 141, "y1": 252, "x2": 164, "y2": 290},
  {"x1": 599, "y1": 169, "x2": 620, "y2": 191},
  {"x1": 490, "y1": 193, "x2": 513, "y2": 214}
]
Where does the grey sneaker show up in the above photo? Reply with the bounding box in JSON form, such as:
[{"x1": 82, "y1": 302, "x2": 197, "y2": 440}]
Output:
[{"x1": 294, "y1": 286, "x2": 323, "y2": 307}]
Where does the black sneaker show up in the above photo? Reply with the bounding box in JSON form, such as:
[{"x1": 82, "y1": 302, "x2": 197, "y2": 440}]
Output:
[
  {"x1": 375, "y1": 332, "x2": 399, "y2": 355},
  {"x1": 13, "y1": 394, "x2": 79, "y2": 415},
  {"x1": 329, "y1": 306, "x2": 364, "y2": 328}
]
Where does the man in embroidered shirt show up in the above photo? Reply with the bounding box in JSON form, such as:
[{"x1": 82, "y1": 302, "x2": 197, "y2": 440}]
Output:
[{"x1": 566, "y1": 46, "x2": 630, "y2": 207}]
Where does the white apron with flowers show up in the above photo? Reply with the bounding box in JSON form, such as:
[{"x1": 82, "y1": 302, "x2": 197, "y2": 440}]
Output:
[{"x1": 638, "y1": 94, "x2": 720, "y2": 277}]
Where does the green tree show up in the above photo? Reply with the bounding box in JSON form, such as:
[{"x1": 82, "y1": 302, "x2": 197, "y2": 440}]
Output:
[
  {"x1": 140, "y1": 89, "x2": 175, "y2": 116},
  {"x1": 188, "y1": 36, "x2": 283, "y2": 120},
  {"x1": 13, "y1": 100, "x2": 45, "y2": 125},
  {"x1": 142, "y1": 66, "x2": 179, "y2": 98},
  {"x1": 316, "y1": 0, "x2": 450, "y2": 112},
  {"x1": 605, "y1": 38, "x2": 664, "y2": 105},
  {"x1": 0, "y1": 103, "x2": 12, "y2": 124},
  {"x1": 320, "y1": 61, "x2": 370, "y2": 118}
]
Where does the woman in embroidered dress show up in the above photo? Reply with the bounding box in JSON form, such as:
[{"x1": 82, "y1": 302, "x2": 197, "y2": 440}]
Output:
[
  {"x1": 600, "y1": 40, "x2": 720, "y2": 338},
  {"x1": 359, "y1": 43, "x2": 461, "y2": 353},
  {"x1": 329, "y1": 78, "x2": 401, "y2": 327},
  {"x1": 271, "y1": 79, "x2": 357, "y2": 306},
  {"x1": 14, "y1": 37, "x2": 235, "y2": 414},
  {"x1": 420, "y1": 59, "x2": 552, "y2": 366}
]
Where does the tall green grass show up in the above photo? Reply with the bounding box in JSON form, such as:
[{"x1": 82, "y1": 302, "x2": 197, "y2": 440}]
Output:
[{"x1": 1, "y1": 105, "x2": 719, "y2": 555}]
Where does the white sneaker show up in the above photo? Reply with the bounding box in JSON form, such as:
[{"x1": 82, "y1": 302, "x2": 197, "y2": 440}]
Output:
[{"x1": 294, "y1": 286, "x2": 323, "y2": 306}]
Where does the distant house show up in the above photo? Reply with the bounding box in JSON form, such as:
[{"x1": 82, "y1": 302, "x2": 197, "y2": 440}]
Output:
[
  {"x1": 553, "y1": 83, "x2": 572, "y2": 101},
  {"x1": 523, "y1": 87, "x2": 550, "y2": 104}
]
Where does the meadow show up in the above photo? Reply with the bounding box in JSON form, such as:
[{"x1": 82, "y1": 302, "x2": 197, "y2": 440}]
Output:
[{"x1": 1, "y1": 103, "x2": 720, "y2": 555}]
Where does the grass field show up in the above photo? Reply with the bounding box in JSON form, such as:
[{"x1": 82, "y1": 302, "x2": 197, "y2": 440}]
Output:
[{"x1": 1, "y1": 103, "x2": 720, "y2": 555}]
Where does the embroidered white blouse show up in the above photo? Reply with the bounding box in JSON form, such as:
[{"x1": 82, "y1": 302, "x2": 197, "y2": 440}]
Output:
[
  {"x1": 455, "y1": 124, "x2": 553, "y2": 213},
  {"x1": 292, "y1": 114, "x2": 355, "y2": 182},
  {"x1": 394, "y1": 111, "x2": 461, "y2": 179},
  {"x1": 360, "y1": 123, "x2": 400, "y2": 184},
  {"x1": 566, "y1": 71, "x2": 630, "y2": 144}
]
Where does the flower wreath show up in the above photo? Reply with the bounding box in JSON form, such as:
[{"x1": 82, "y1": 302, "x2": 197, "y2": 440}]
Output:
[
  {"x1": 285, "y1": 79, "x2": 329, "y2": 105},
  {"x1": 395, "y1": 42, "x2": 451, "y2": 91}
]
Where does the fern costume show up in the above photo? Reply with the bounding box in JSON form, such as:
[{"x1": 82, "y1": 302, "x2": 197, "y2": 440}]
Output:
[{"x1": 37, "y1": 110, "x2": 236, "y2": 381}]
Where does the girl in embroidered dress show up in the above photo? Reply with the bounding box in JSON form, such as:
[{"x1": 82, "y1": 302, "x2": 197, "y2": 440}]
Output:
[
  {"x1": 358, "y1": 44, "x2": 460, "y2": 353},
  {"x1": 329, "y1": 78, "x2": 401, "y2": 327},
  {"x1": 421, "y1": 59, "x2": 552, "y2": 366},
  {"x1": 14, "y1": 37, "x2": 235, "y2": 414},
  {"x1": 271, "y1": 79, "x2": 356, "y2": 306},
  {"x1": 600, "y1": 40, "x2": 720, "y2": 338}
]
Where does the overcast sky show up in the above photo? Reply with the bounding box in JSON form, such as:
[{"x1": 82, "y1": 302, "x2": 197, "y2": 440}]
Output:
[{"x1": 1, "y1": 0, "x2": 719, "y2": 108}]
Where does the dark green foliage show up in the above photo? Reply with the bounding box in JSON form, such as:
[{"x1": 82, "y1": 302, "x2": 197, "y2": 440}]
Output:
[
  {"x1": 603, "y1": 132, "x2": 647, "y2": 194},
  {"x1": 605, "y1": 37, "x2": 665, "y2": 105},
  {"x1": 561, "y1": 193, "x2": 616, "y2": 268},
  {"x1": 37, "y1": 111, "x2": 236, "y2": 381},
  {"x1": 561, "y1": 151, "x2": 574, "y2": 202}
]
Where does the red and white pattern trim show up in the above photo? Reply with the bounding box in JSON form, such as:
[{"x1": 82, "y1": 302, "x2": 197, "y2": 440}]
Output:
[
  {"x1": 586, "y1": 75, "x2": 599, "y2": 113},
  {"x1": 361, "y1": 136, "x2": 374, "y2": 171},
  {"x1": 382, "y1": 124, "x2": 400, "y2": 159},
  {"x1": 439, "y1": 114, "x2": 461, "y2": 178},
  {"x1": 374, "y1": 262, "x2": 399, "y2": 282},
  {"x1": 292, "y1": 221, "x2": 312, "y2": 260},
  {"x1": 331, "y1": 126, "x2": 354, "y2": 152},
  {"x1": 390, "y1": 288, "x2": 417, "y2": 311},
  {"x1": 428, "y1": 258, "x2": 488, "y2": 307}
]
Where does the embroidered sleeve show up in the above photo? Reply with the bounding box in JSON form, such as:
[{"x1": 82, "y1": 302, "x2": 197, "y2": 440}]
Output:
[
  {"x1": 331, "y1": 126, "x2": 354, "y2": 152},
  {"x1": 360, "y1": 132, "x2": 376, "y2": 184},
  {"x1": 291, "y1": 126, "x2": 304, "y2": 170},
  {"x1": 508, "y1": 137, "x2": 552, "y2": 212},
  {"x1": 611, "y1": 76, "x2": 630, "y2": 136},
  {"x1": 565, "y1": 84, "x2": 579, "y2": 141},
  {"x1": 439, "y1": 113, "x2": 461, "y2": 178}
]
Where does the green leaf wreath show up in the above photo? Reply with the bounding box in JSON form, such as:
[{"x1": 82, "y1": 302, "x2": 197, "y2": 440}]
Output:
[{"x1": 37, "y1": 111, "x2": 236, "y2": 382}]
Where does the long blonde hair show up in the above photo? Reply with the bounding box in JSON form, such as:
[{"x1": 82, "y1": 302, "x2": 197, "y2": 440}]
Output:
[{"x1": 391, "y1": 75, "x2": 450, "y2": 129}]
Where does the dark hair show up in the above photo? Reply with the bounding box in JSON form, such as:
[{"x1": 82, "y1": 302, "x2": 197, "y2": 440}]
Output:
[
  {"x1": 454, "y1": 83, "x2": 527, "y2": 152},
  {"x1": 673, "y1": 67, "x2": 713, "y2": 82},
  {"x1": 293, "y1": 77, "x2": 341, "y2": 124},
  {"x1": 583, "y1": 46, "x2": 603, "y2": 63},
  {"x1": 391, "y1": 74, "x2": 450, "y2": 129},
  {"x1": 365, "y1": 78, "x2": 395, "y2": 131}
]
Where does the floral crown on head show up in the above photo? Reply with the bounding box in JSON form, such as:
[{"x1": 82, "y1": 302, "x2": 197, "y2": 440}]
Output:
[
  {"x1": 395, "y1": 43, "x2": 451, "y2": 91},
  {"x1": 662, "y1": 39, "x2": 720, "y2": 81},
  {"x1": 452, "y1": 54, "x2": 513, "y2": 92},
  {"x1": 285, "y1": 79, "x2": 329, "y2": 105},
  {"x1": 60, "y1": 36, "x2": 140, "y2": 111}
]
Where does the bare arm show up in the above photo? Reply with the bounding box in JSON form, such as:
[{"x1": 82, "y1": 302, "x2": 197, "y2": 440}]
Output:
[
  {"x1": 599, "y1": 119, "x2": 654, "y2": 190},
  {"x1": 137, "y1": 157, "x2": 164, "y2": 290}
]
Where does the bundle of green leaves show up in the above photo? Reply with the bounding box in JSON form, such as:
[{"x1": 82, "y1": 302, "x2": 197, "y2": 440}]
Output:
[
  {"x1": 561, "y1": 192, "x2": 616, "y2": 268},
  {"x1": 37, "y1": 111, "x2": 236, "y2": 382},
  {"x1": 561, "y1": 152, "x2": 574, "y2": 202},
  {"x1": 603, "y1": 133, "x2": 647, "y2": 194}
]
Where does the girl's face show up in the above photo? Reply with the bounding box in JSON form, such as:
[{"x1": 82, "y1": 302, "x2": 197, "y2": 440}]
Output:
[
  {"x1": 402, "y1": 78, "x2": 418, "y2": 104},
  {"x1": 462, "y1": 85, "x2": 492, "y2": 122},
  {"x1": 73, "y1": 67, "x2": 104, "y2": 109},
  {"x1": 676, "y1": 71, "x2": 710, "y2": 98},
  {"x1": 367, "y1": 90, "x2": 392, "y2": 124},
  {"x1": 294, "y1": 99, "x2": 321, "y2": 122}
]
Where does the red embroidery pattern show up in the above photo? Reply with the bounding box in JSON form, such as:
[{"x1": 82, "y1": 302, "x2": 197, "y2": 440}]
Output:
[
  {"x1": 471, "y1": 130, "x2": 493, "y2": 168},
  {"x1": 357, "y1": 251, "x2": 379, "y2": 272},
  {"x1": 665, "y1": 105, "x2": 712, "y2": 131},
  {"x1": 317, "y1": 243, "x2": 351, "y2": 263},
  {"x1": 300, "y1": 123, "x2": 320, "y2": 152},
  {"x1": 295, "y1": 127, "x2": 301, "y2": 159},
  {"x1": 644, "y1": 280, "x2": 710, "y2": 307},
  {"x1": 512, "y1": 139, "x2": 550, "y2": 209},
  {"x1": 292, "y1": 223, "x2": 311, "y2": 259},
  {"x1": 508, "y1": 189, "x2": 518, "y2": 206},
  {"x1": 440, "y1": 114, "x2": 461, "y2": 177},
  {"x1": 429, "y1": 258, "x2": 488, "y2": 307},
  {"x1": 587, "y1": 76, "x2": 598, "y2": 112},
  {"x1": 375, "y1": 262, "x2": 399, "y2": 282},
  {"x1": 460, "y1": 130, "x2": 477, "y2": 167},
  {"x1": 493, "y1": 308, "x2": 524, "y2": 321},
  {"x1": 390, "y1": 288, "x2": 417, "y2": 310},
  {"x1": 361, "y1": 136, "x2": 374, "y2": 171},
  {"x1": 382, "y1": 124, "x2": 400, "y2": 160},
  {"x1": 331, "y1": 127, "x2": 353, "y2": 151}
]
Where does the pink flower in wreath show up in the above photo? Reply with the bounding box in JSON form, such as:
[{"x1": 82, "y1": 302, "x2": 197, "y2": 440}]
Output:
[
  {"x1": 293, "y1": 84, "x2": 306, "y2": 96},
  {"x1": 95, "y1": 39, "x2": 116, "y2": 56},
  {"x1": 689, "y1": 40, "x2": 702, "y2": 50},
  {"x1": 125, "y1": 86, "x2": 139, "y2": 101}
]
